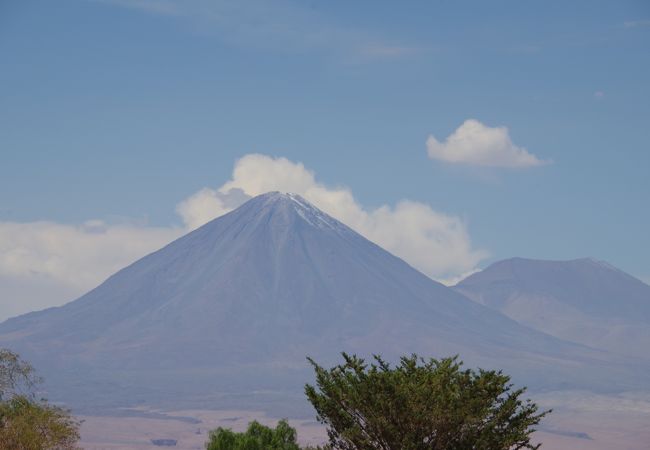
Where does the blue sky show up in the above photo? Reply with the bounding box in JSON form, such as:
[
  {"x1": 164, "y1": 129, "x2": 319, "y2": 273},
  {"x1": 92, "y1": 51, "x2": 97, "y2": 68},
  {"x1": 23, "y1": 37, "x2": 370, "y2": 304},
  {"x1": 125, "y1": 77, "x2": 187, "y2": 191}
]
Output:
[{"x1": 1, "y1": 0, "x2": 649, "y2": 318}]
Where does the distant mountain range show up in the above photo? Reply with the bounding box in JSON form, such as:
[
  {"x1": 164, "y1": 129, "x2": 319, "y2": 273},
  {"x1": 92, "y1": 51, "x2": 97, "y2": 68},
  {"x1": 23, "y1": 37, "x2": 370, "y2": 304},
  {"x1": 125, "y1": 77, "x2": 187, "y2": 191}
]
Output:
[
  {"x1": 454, "y1": 257, "x2": 650, "y2": 359},
  {"x1": 0, "y1": 192, "x2": 647, "y2": 415}
]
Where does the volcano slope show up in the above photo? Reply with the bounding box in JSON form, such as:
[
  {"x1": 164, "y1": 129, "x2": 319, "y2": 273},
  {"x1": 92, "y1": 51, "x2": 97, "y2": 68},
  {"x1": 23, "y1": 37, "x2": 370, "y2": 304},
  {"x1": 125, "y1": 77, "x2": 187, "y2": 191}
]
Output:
[
  {"x1": 0, "y1": 193, "x2": 644, "y2": 414},
  {"x1": 454, "y1": 257, "x2": 650, "y2": 359}
]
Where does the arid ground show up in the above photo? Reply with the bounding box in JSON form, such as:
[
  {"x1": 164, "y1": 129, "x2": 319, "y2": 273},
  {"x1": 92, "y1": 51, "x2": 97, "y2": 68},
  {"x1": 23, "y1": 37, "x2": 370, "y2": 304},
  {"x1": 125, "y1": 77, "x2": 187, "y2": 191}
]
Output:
[{"x1": 78, "y1": 391, "x2": 650, "y2": 450}]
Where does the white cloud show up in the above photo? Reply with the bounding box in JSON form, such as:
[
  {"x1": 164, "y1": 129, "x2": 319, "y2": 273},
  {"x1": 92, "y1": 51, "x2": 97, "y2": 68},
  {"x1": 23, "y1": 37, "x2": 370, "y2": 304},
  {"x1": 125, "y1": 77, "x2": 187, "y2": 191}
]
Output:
[
  {"x1": 0, "y1": 221, "x2": 181, "y2": 321},
  {"x1": 594, "y1": 91, "x2": 605, "y2": 99},
  {"x1": 178, "y1": 154, "x2": 486, "y2": 280},
  {"x1": 0, "y1": 154, "x2": 486, "y2": 321},
  {"x1": 426, "y1": 119, "x2": 549, "y2": 168},
  {"x1": 176, "y1": 187, "x2": 249, "y2": 231},
  {"x1": 440, "y1": 268, "x2": 481, "y2": 287}
]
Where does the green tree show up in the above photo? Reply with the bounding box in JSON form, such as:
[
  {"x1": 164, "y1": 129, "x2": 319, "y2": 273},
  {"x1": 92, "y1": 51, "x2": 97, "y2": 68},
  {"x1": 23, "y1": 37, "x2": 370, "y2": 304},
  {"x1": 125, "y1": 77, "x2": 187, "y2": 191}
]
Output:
[
  {"x1": 305, "y1": 353, "x2": 549, "y2": 450},
  {"x1": 0, "y1": 396, "x2": 80, "y2": 450},
  {"x1": 205, "y1": 419, "x2": 301, "y2": 450},
  {"x1": 0, "y1": 348, "x2": 80, "y2": 450}
]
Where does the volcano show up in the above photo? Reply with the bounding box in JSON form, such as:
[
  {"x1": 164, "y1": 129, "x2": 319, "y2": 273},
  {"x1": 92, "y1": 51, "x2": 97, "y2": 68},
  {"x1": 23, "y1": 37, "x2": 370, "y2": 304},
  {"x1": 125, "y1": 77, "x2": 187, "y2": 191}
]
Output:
[
  {"x1": 454, "y1": 257, "x2": 650, "y2": 359},
  {"x1": 0, "y1": 193, "x2": 643, "y2": 414}
]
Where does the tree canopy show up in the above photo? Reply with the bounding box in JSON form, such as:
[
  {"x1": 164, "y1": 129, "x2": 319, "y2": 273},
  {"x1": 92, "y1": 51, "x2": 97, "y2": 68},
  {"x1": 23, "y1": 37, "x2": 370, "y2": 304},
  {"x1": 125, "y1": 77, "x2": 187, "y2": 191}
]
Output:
[
  {"x1": 0, "y1": 348, "x2": 80, "y2": 450},
  {"x1": 305, "y1": 353, "x2": 549, "y2": 450},
  {"x1": 206, "y1": 419, "x2": 301, "y2": 450}
]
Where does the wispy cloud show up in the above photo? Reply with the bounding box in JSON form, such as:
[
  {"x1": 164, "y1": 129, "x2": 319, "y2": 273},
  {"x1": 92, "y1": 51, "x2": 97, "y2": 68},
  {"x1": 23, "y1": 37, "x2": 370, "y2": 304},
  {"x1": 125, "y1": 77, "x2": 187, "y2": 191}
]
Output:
[
  {"x1": 623, "y1": 20, "x2": 650, "y2": 28},
  {"x1": 94, "y1": 0, "x2": 416, "y2": 61},
  {"x1": 100, "y1": 0, "x2": 179, "y2": 15},
  {"x1": 426, "y1": 119, "x2": 551, "y2": 169},
  {"x1": 359, "y1": 45, "x2": 417, "y2": 58}
]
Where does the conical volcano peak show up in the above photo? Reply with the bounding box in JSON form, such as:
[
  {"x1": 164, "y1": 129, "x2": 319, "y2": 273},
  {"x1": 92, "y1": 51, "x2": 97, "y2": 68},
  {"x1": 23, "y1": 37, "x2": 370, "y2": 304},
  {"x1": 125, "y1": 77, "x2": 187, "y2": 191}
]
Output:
[
  {"x1": 253, "y1": 190, "x2": 307, "y2": 205},
  {"x1": 244, "y1": 191, "x2": 348, "y2": 232},
  {"x1": 252, "y1": 191, "x2": 313, "y2": 209}
]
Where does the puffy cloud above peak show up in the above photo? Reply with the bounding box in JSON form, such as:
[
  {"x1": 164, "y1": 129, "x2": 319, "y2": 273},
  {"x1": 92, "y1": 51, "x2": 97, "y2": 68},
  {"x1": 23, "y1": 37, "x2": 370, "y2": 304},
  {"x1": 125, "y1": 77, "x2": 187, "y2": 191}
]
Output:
[
  {"x1": 426, "y1": 119, "x2": 550, "y2": 168},
  {"x1": 177, "y1": 154, "x2": 486, "y2": 281}
]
